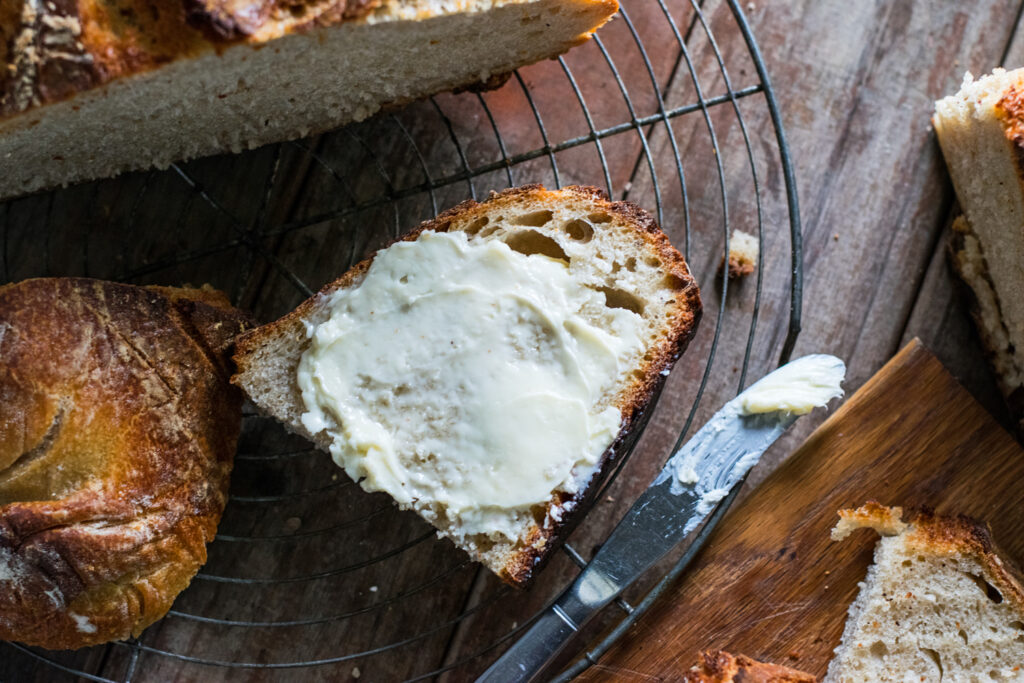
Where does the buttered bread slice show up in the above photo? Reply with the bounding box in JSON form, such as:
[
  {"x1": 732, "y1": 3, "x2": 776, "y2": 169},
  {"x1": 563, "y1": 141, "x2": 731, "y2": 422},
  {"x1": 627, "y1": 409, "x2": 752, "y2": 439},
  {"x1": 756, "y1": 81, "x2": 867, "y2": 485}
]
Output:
[{"x1": 232, "y1": 185, "x2": 701, "y2": 586}]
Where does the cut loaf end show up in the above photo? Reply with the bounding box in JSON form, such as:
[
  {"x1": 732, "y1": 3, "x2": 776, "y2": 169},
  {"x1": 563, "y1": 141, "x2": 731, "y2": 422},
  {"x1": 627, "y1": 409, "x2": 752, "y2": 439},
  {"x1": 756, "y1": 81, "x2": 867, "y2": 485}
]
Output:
[
  {"x1": 934, "y1": 68, "x2": 1024, "y2": 434},
  {"x1": 232, "y1": 184, "x2": 701, "y2": 586},
  {"x1": 0, "y1": 0, "x2": 617, "y2": 199},
  {"x1": 824, "y1": 502, "x2": 1024, "y2": 682}
]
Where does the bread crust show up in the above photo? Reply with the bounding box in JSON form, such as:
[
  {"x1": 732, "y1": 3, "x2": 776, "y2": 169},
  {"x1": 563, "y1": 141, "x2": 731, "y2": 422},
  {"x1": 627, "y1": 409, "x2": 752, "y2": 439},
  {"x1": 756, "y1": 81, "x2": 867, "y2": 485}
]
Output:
[
  {"x1": 833, "y1": 502, "x2": 1024, "y2": 616},
  {"x1": 0, "y1": 0, "x2": 617, "y2": 119},
  {"x1": 683, "y1": 650, "x2": 817, "y2": 683},
  {"x1": 0, "y1": 278, "x2": 251, "y2": 649},
  {"x1": 233, "y1": 184, "x2": 701, "y2": 587}
]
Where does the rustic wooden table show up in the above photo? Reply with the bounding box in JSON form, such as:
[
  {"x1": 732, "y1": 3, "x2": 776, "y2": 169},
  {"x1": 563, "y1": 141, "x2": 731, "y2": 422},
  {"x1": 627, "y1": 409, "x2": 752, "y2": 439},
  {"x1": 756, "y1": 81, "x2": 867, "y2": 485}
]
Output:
[{"x1": 1, "y1": 0, "x2": 1018, "y2": 681}]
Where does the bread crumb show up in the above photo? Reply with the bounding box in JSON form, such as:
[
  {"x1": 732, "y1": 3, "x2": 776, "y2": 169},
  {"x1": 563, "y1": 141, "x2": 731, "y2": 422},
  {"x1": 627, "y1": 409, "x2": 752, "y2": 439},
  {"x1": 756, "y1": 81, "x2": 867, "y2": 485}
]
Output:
[
  {"x1": 369, "y1": 585, "x2": 378, "y2": 593},
  {"x1": 285, "y1": 517, "x2": 302, "y2": 531},
  {"x1": 352, "y1": 666, "x2": 361, "y2": 678},
  {"x1": 719, "y1": 230, "x2": 758, "y2": 279}
]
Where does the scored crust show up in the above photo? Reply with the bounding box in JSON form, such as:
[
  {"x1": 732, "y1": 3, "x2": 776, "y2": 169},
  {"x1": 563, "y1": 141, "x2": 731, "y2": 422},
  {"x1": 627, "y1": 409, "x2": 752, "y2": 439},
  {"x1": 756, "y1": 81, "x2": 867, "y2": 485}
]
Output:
[
  {"x1": 232, "y1": 184, "x2": 701, "y2": 587},
  {"x1": 0, "y1": 278, "x2": 252, "y2": 649},
  {"x1": 682, "y1": 650, "x2": 817, "y2": 683}
]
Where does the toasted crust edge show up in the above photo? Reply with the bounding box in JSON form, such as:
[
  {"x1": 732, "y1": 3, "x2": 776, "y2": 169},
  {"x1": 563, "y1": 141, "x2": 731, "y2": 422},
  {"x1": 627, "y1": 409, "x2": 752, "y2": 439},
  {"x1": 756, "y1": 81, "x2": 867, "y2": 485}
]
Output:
[
  {"x1": 832, "y1": 502, "x2": 1024, "y2": 615},
  {"x1": 682, "y1": 650, "x2": 817, "y2": 682},
  {"x1": 233, "y1": 184, "x2": 701, "y2": 588}
]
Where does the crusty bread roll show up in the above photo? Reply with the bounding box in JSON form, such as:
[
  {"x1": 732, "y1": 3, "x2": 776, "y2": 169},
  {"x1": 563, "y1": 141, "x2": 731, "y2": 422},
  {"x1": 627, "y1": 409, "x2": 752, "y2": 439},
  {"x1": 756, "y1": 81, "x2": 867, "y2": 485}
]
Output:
[
  {"x1": 933, "y1": 69, "x2": 1024, "y2": 435},
  {"x1": 683, "y1": 651, "x2": 816, "y2": 683},
  {"x1": 232, "y1": 184, "x2": 701, "y2": 587},
  {"x1": 0, "y1": 278, "x2": 251, "y2": 649},
  {"x1": 0, "y1": 0, "x2": 617, "y2": 199},
  {"x1": 825, "y1": 503, "x2": 1024, "y2": 682}
]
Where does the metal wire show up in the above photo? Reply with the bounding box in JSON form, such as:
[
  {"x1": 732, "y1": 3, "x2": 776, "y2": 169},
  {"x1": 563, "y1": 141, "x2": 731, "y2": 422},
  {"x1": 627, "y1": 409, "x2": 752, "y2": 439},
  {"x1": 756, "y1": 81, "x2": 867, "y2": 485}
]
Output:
[{"x1": 0, "y1": 1, "x2": 801, "y2": 680}]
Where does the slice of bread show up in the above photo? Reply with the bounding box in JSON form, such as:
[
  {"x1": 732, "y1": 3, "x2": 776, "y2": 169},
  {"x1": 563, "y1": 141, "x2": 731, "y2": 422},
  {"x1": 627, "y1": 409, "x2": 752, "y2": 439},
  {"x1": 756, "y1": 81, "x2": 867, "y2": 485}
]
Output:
[
  {"x1": 231, "y1": 184, "x2": 701, "y2": 586},
  {"x1": 934, "y1": 69, "x2": 1024, "y2": 435},
  {"x1": 824, "y1": 502, "x2": 1024, "y2": 682},
  {"x1": 0, "y1": 0, "x2": 617, "y2": 199},
  {"x1": 683, "y1": 651, "x2": 816, "y2": 682}
]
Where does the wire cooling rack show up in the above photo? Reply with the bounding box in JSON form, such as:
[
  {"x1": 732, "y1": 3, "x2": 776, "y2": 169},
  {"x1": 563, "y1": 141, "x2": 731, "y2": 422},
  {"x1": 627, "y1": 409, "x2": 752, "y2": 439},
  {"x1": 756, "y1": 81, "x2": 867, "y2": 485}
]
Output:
[{"x1": 0, "y1": 0, "x2": 801, "y2": 679}]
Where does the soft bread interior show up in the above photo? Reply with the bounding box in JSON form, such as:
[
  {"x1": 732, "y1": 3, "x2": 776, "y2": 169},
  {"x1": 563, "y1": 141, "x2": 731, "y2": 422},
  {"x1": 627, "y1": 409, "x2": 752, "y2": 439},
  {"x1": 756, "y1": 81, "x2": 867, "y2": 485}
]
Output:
[
  {"x1": 233, "y1": 186, "x2": 697, "y2": 582},
  {"x1": 934, "y1": 70, "x2": 1024, "y2": 396},
  {"x1": 0, "y1": 0, "x2": 614, "y2": 199},
  {"x1": 825, "y1": 506, "x2": 1024, "y2": 682}
]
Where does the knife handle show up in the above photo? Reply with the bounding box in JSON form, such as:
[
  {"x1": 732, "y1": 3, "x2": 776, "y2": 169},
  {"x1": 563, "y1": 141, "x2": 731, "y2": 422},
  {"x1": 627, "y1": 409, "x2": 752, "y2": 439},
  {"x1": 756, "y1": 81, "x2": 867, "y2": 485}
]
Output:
[{"x1": 478, "y1": 606, "x2": 581, "y2": 682}]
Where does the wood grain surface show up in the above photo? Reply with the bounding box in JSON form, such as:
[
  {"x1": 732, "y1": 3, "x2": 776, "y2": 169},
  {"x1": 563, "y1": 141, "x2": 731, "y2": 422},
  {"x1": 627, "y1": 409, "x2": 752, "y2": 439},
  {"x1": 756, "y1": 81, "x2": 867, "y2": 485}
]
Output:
[
  {"x1": 580, "y1": 340, "x2": 1024, "y2": 680},
  {"x1": 2, "y1": 0, "x2": 1024, "y2": 680}
]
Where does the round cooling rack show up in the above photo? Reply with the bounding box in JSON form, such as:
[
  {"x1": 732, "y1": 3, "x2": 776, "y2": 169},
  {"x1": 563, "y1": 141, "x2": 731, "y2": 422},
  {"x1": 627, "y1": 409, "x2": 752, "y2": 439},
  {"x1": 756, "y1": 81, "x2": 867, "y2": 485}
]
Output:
[{"x1": 0, "y1": 0, "x2": 801, "y2": 680}]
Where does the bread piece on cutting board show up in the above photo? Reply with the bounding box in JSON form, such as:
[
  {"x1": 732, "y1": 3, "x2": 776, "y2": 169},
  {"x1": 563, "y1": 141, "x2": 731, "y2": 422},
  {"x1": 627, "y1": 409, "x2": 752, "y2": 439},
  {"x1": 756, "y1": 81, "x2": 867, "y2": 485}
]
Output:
[
  {"x1": 824, "y1": 502, "x2": 1024, "y2": 682},
  {"x1": 0, "y1": 0, "x2": 617, "y2": 199},
  {"x1": 0, "y1": 278, "x2": 251, "y2": 649},
  {"x1": 683, "y1": 651, "x2": 816, "y2": 682},
  {"x1": 232, "y1": 184, "x2": 701, "y2": 587},
  {"x1": 933, "y1": 69, "x2": 1024, "y2": 435}
]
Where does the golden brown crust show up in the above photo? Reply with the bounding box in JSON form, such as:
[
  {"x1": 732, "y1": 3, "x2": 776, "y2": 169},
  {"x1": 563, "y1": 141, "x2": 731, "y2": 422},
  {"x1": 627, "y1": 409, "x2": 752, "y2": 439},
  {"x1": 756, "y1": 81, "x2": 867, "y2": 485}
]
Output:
[
  {"x1": 0, "y1": 278, "x2": 251, "y2": 649},
  {"x1": 904, "y1": 508, "x2": 1024, "y2": 615},
  {"x1": 683, "y1": 651, "x2": 817, "y2": 683},
  {"x1": 834, "y1": 503, "x2": 1024, "y2": 616},
  {"x1": 233, "y1": 184, "x2": 701, "y2": 588}
]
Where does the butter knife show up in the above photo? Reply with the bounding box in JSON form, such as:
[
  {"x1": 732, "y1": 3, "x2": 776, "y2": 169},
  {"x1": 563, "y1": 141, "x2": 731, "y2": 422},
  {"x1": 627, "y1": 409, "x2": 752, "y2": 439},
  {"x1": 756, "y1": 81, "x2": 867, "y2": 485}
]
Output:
[{"x1": 478, "y1": 354, "x2": 845, "y2": 682}]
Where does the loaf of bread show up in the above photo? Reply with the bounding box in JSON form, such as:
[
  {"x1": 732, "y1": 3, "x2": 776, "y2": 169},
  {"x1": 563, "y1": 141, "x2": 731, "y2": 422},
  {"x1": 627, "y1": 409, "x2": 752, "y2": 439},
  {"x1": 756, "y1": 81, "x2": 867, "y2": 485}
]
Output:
[
  {"x1": 0, "y1": 0, "x2": 617, "y2": 199},
  {"x1": 0, "y1": 278, "x2": 250, "y2": 649},
  {"x1": 824, "y1": 502, "x2": 1024, "y2": 682},
  {"x1": 934, "y1": 69, "x2": 1024, "y2": 435},
  {"x1": 232, "y1": 184, "x2": 701, "y2": 587},
  {"x1": 683, "y1": 651, "x2": 816, "y2": 682}
]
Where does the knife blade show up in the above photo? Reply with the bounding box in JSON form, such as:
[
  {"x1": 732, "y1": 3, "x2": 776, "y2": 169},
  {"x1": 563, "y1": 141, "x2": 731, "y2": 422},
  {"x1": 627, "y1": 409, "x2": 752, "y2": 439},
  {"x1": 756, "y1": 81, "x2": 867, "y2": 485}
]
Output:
[{"x1": 477, "y1": 354, "x2": 845, "y2": 682}]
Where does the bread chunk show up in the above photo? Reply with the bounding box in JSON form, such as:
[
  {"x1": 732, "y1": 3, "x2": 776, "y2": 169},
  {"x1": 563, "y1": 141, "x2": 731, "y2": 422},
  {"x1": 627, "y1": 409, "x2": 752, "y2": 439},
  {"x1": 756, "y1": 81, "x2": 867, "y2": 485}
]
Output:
[
  {"x1": 0, "y1": 278, "x2": 251, "y2": 649},
  {"x1": 934, "y1": 68, "x2": 1024, "y2": 435},
  {"x1": 683, "y1": 651, "x2": 816, "y2": 682},
  {"x1": 232, "y1": 184, "x2": 701, "y2": 587},
  {"x1": 824, "y1": 503, "x2": 1024, "y2": 682},
  {"x1": 0, "y1": 0, "x2": 617, "y2": 199}
]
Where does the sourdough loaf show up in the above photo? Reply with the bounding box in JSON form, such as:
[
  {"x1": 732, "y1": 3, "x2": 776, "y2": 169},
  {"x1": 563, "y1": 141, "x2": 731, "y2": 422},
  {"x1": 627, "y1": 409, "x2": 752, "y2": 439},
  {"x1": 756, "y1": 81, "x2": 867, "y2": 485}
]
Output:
[
  {"x1": 934, "y1": 69, "x2": 1024, "y2": 435},
  {"x1": 824, "y1": 503, "x2": 1024, "y2": 682},
  {"x1": 0, "y1": 278, "x2": 251, "y2": 649},
  {"x1": 0, "y1": 0, "x2": 617, "y2": 199},
  {"x1": 683, "y1": 651, "x2": 817, "y2": 683},
  {"x1": 232, "y1": 184, "x2": 701, "y2": 587}
]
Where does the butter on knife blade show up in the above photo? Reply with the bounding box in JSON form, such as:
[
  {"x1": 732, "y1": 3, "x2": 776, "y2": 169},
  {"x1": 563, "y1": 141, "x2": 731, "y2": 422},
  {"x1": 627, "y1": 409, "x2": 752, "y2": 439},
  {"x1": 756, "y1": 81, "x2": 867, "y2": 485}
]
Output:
[{"x1": 661, "y1": 354, "x2": 846, "y2": 531}]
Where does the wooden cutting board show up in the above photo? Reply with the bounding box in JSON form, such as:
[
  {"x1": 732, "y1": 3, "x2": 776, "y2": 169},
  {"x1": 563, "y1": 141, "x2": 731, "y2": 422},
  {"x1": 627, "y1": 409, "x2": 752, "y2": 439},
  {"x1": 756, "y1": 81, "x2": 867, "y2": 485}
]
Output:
[{"x1": 579, "y1": 339, "x2": 1024, "y2": 681}]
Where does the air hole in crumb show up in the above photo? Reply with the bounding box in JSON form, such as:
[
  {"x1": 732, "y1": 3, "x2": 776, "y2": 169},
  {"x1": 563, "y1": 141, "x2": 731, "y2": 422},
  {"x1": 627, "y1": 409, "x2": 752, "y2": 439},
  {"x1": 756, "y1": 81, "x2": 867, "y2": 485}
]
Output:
[
  {"x1": 399, "y1": 275, "x2": 409, "y2": 284},
  {"x1": 591, "y1": 286, "x2": 645, "y2": 315},
  {"x1": 868, "y1": 641, "x2": 888, "y2": 659},
  {"x1": 611, "y1": 262, "x2": 622, "y2": 274},
  {"x1": 563, "y1": 219, "x2": 594, "y2": 243},
  {"x1": 902, "y1": 560, "x2": 913, "y2": 567},
  {"x1": 1011, "y1": 621, "x2": 1024, "y2": 630},
  {"x1": 967, "y1": 573, "x2": 1004, "y2": 603},
  {"x1": 662, "y1": 274, "x2": 688, "y2": 290},
  {"x1": 435, "y1": 220, "x2": 452, "y2": 232},
  {"x1": 504, "y1": 230, "x2": 568, "y2": 263},
  {"x1": 479, "y1": 225, "x2": 503, "y2": 238},
  {"x1": 958, "y1": 629, "x2": 969, "y2": 645},
  {"x1": 625, "y1": 257, "x2": 637, "y2": 272},
  {"x1": 588, "y1": 212, "x2": 612, "y2": 223},
  {"x1": 531, "y1": 504, "x2": 547, "y2": 525},
  {"x1": 512, "y1": 210, "x2": 554, "y2": 227},
  {"x1": 645, "y1": 256, "x2": 661, "y2": 267},
  {"x1": 920, "y1": 648, "x2": 942, "y2": 679},
  {"x1": 630, "y1": 369, "x2": 644, "y2": 381},
  {"x1": 465, "y1": 216, "x2": 489, "y2": 236},
  {"x1": 642, "y1": 351, "x2": 653, "y2": 361}
]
